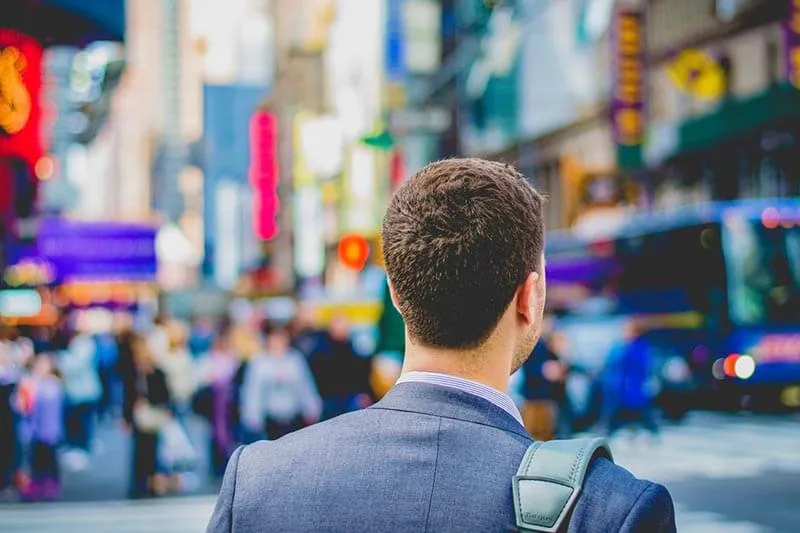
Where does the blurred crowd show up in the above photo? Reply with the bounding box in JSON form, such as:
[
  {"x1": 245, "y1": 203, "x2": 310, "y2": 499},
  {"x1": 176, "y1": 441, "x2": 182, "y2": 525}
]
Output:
[
  {"x1": 0, "y1": 305, "x2": 673, "y2": 504},
  {"x1": 518, "y1": 318, "x2": 675, "y2": 444},
  {"x1": 0, "y1": 306, "x2": 385, "y2": 502}
]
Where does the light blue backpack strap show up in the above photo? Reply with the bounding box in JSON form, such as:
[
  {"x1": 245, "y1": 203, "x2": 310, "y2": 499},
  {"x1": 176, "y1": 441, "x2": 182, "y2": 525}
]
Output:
[{"x1": 512, "y1": 438, "x2": 614, "y2": 532}]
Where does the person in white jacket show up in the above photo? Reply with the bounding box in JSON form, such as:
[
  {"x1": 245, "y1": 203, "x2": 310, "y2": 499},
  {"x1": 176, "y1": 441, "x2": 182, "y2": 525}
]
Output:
[
  {"x1": 58, "y1": 331, "x2": 102, "y2": 470},
  {"x1": 158, "y1": 322, "x2": 198, "y2": 417},
  {"x1": 149, "y1": 320, "x2": 200, "y2": 494},
  {"x1": 240, "y1": 321, "x2": 322, "y2": 441}
]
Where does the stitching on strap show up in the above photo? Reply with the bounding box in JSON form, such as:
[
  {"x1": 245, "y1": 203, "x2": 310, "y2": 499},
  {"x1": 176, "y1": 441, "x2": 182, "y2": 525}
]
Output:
[{"x1": 569, "y1": 441, "x2": 589, "y2": 485}]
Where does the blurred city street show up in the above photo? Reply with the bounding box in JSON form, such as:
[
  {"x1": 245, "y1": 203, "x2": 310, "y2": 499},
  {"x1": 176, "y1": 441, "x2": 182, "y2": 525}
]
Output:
[
  {"x1": 1, "y1": 412, "x2": 799, "y2": 533},
  {"x1": 56, "y1": 418, "x2": 217, "y2": 503},
  {"x1": 2, "y1": 0, "x2": 800, "y2": 530},
  {"x1": 612, "y1": 412, "x2": 800, "y2": 533}
]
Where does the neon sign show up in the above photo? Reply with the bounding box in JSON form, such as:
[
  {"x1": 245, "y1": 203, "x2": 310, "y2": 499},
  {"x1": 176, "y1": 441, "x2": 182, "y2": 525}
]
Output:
[
  {"x1": 0, "y1": 30, "x2": 43, "y2": 168},
  {"x1": 753, "y1": 334, "x2": 800, "y2": 363},
  {"x1": 248, "y1": 110, "x2": 280, "y2": 240},
  {"x1": 785, "y1": 0, "x2": 800, "y2": 89},
  {"x1": 0, "y1": 46, "x2": 31, "y2": 134},
  {"x1": 611, "y1": 9, "x2": 645, "y2": 146}
]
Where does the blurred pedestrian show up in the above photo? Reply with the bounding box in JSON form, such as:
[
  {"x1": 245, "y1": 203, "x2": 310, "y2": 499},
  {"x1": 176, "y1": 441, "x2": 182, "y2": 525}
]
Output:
[
  {"x1": 288, "y1": 303, "x2": 325, "y2": 357},
  {"x1": 156, "y1": 321, "x2": 198, "y2": 493},
  {"x1": 16, "y1": 354, "x2": 64, "y2": 502},
  {"x1": 198, "y1": 319, "x2": 238, "y2": 478},
  {"x1": 520, "y1": 328, "x2": 565, "y2": 442},
  {"x1": 58, "y1": 327, "x2": 101, "y2": 470},
  {"x1": 602, "y1": 320, "x2": 660, "y2": 441},
  {"x1": 188, "y1": 316, "x2": 215, "y2": 358},
  {"x1": 240, "y1": 321, "x2": 321, "y2": 441},
  {"x1": 369, "y1": 351, "x2": 403, "y2": 400},
  {"x1": 147, "y1": 313, "x2": 170, "y2": 363},
  {"x1": 94, "y1": 330, "x2": 119, "y2": 421},
  {"x1": 123, "y1": 334, "x2": 172, "y2": 499},
  {"x1": 308, "y1": 315, "x2": 373, "y2": 420},
  {"x1": 158, "y1": 321, "x2": 198, "y2": 423},
  {"x1": 0, "y1": 329, "x2": 32, "y2": 496}
]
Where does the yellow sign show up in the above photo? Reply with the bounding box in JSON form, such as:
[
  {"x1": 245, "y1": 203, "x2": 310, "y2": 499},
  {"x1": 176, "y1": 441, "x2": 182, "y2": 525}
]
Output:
[
  {"x1": 666, "y1": 49, "x2": 725, "y2": 101},
  {"x1": 787, "y1": 0, "x2": 800, "y2": 89},
  {"x1": 310, "y1": 300, "x2": 382, "y2": 326},
  {"x1": 612, "y1": 11, "x2": 644, "y2": 146},
  {"x1": 0, "y1": 46, "x2": 31, "y2": 134}
]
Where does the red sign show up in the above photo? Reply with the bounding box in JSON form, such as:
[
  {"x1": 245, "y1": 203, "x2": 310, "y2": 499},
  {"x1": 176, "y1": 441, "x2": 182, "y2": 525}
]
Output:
[
  {"x1": 390, "y1": 149, "x2": 406, "y2": 192},
  {"x1": 338, "y1": 233, "x2": 370, "y2": 271},
  {"x1": 248, "y1": 110, "x2": 280, "y2": 240},
  {"x1": 0, "y1": 29, "x2": 43, "y2": 169}
]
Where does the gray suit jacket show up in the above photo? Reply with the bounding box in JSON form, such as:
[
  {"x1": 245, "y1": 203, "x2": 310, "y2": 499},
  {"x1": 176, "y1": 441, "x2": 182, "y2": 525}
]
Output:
[{"x1": 207, "y1": 382, "x2": 676, "y2": 532}]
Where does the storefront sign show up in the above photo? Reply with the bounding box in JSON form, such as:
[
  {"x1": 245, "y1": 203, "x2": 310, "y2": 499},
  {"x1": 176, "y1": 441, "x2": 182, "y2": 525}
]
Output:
[
  {"x1": 785, "y1": 0, "x2": 800, "y2": 89},
  {"x1": 0, "y1": 29, "x2": 43, "y2": 168},
  {"x1": 35, "y1": 218, "x2": 158, "y2": 282},
  {"x1": 610, "y1": 9, "x2": 645, "y2": 146},
  {"x1": 385, "y1": 0, "x2": 405, "y2": 83},
  {"x1": 248, "y1": 110, "x2": 280, "y2": 241}
]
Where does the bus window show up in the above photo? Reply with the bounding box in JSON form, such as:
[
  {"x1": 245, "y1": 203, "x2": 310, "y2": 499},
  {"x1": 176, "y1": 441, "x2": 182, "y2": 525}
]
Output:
[
  {"x1": 615, "y1": 224, "x2": 726, "y2": 318},
  {"x1": 724, "y1": 219, "x2": 800, "y2": 326}
]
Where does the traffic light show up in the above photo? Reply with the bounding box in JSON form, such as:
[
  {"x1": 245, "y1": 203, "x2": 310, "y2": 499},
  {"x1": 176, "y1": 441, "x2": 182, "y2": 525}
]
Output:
[{"x1": 338, "y1": 234, "x2": 370, "y2": 271}]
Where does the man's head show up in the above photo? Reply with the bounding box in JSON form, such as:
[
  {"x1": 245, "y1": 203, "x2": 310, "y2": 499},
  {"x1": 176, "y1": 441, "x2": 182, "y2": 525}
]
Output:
[{"x1": 382, "y1": 158, "x2": 546, "y2": 374}]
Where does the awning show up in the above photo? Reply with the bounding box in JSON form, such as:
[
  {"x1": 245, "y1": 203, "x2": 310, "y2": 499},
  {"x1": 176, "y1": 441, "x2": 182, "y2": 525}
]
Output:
[
  {"x1": 3, "y1": 0, "x2": 125, "y2": 46},
  {"x1": 675, "y1": 82, "x2": 800, "y2": 157}
]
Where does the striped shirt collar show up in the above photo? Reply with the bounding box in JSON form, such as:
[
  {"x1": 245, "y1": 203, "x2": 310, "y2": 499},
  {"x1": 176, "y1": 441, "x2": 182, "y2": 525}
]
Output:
[{"x1": 396, "y1": 371, "x2": 524, "y2": 426}]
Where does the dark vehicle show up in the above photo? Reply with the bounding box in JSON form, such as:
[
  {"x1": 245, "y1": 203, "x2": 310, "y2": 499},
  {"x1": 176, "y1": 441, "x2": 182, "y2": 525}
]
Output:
[{"x1": 546, "y1": 199, "x2": 800, "y2": 421}]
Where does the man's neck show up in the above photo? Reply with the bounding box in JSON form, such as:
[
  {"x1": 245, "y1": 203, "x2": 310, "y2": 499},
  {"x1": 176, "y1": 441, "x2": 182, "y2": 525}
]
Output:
[{"x1": 401, "y1": 343, "x2": 513, "y2": 393}]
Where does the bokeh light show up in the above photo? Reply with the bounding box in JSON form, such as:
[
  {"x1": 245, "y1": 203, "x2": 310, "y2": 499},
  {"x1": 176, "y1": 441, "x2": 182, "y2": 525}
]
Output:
[
  {"x1": 761, "y1": 207, "x2": 779, "y2": 229},
  {"x1": 733, "y1": 355, "x2": 756, "y2": 380}
]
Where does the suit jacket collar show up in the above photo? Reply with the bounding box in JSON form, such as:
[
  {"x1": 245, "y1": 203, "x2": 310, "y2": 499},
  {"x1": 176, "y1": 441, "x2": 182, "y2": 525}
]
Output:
[{"x1": 371, "y1": 381, "x2": 531, "y2": 439}]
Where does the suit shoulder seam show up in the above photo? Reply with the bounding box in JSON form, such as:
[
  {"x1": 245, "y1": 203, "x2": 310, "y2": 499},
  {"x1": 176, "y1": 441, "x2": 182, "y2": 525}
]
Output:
[
  {"x1": 423, "y1": 417, "x2": 442, "y2": 533},
  {"x1": 370, "y1": 406, "x2": 531, "y2": 440},
  {"x1": 230, "y1": 444, "x2": 245, "y2": 525},
  {"x1": 618, "y1": 482, "x2": 659, "y2": 531}
]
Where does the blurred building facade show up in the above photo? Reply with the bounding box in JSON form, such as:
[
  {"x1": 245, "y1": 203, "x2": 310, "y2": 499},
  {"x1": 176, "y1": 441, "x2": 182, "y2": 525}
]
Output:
[
  {"x1": 389, "y1": 0, "x2": 800, "y2": 234},
  {"x1": 643, "y1": 0, "x2": 799, "y2": 207},
  {"x1": 0, "y1": 1, "x2": 126, "y2": 275},
  {"x1": 11, "y1": 0, "x2": 797, "y2": 315}
]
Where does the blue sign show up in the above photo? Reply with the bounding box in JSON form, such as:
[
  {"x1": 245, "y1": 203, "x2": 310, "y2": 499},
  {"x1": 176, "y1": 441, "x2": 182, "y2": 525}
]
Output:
[
  {"x1": 34, "y1": 218, "x2": 158, "y2": 282},
  {"x1": 385, "y1": 0, "x2": 406, "y2": 83}
]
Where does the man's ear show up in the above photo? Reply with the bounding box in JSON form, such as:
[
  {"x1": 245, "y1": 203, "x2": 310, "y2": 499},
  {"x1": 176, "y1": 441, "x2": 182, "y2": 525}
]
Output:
[{"x1": 515, "y1": 272, "x2": 540, "y2": 325}]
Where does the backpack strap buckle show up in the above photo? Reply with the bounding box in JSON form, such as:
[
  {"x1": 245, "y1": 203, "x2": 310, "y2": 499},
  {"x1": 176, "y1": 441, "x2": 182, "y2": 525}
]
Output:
[{"x1": 512, "y1": 438, "x2": 613, "y2": 532}]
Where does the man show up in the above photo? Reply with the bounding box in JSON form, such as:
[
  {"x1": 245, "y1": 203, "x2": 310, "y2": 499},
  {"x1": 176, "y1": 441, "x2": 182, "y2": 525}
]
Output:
[{"x1": 207, "y1": 158, "x2": 675, "y2": 532}]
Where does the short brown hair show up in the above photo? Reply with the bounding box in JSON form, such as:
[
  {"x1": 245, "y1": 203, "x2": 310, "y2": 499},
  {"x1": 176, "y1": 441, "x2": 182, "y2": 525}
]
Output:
[{"x1": 381, "y1": 158, "x2": 545, "y2": 349}]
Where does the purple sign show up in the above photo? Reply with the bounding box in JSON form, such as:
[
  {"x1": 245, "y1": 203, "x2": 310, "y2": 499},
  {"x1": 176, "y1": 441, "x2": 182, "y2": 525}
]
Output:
[
  {"x1": 785, "y1": 0, "x2": 800, "y2": 89},
  {"x1": 611, "y1": 8, "x2": 645, "y2": 146},
  {"x1": 546, "y1": 257, "x2": 619, "y2": 286},
  {"x1": 34, "y1": 218, "x2": 158, "y2": 282}
]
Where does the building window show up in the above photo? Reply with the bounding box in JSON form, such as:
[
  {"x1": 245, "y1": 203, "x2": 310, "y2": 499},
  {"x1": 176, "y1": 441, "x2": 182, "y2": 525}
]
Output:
[
  {"x1": 713, "y1": 0, "x2": 745, "y2": 23},
  {"x1": 766, "y1": 34, "x2": 780, "y2": 84},
  {"x1": 718, "y1": 51, "x2": 733, "y2": 99}
]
